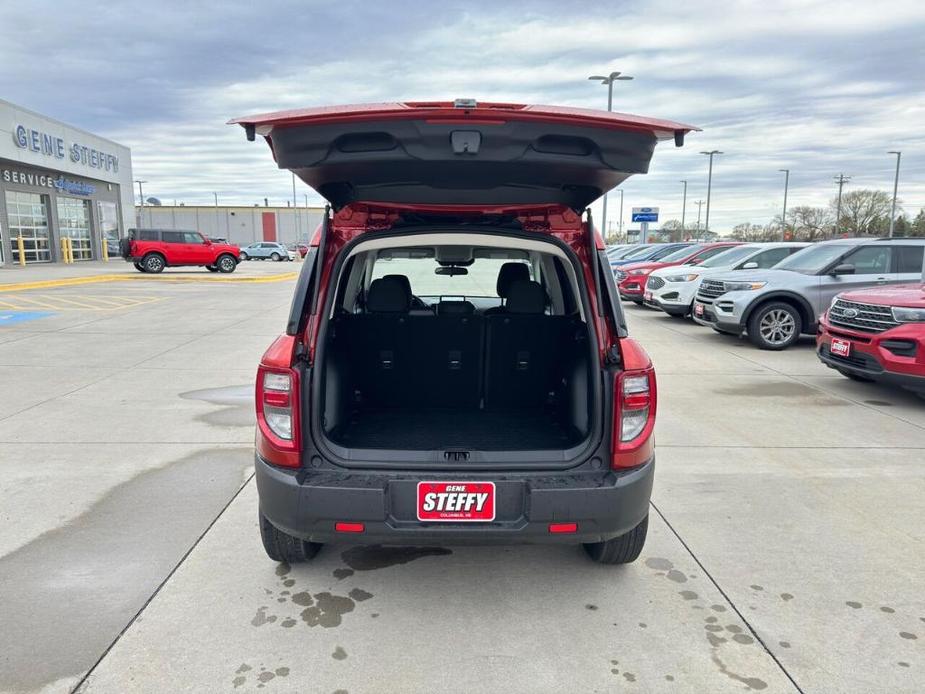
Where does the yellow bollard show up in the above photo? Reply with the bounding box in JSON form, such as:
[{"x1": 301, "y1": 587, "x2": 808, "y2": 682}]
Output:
[
  {"x1": 17, "y1": 235, "x2": 26, "y2": 266},
  {"x1": 60, "y1": 237, "x2": 68, "y2": 264},
  {"x1": 67, "y1": 237, "x2": 74, "y2": 264},
  {"x1": 101, "y1": 235, "x2": 109, "y2": 262}
]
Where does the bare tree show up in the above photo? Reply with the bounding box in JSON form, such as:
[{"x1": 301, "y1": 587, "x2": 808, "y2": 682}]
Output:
[
  {"x1": 731, "y1": 223, "x2": 777, "y2": 242},
  {"x1": 787, "y1": 206, "x2": 832, "y2": 241},
  {"x1": 831, "y1": 189, "x2": 895, "y2": 236},
  {"x1": 659, "y1": 219, "x2": 685, "y2": 242}
]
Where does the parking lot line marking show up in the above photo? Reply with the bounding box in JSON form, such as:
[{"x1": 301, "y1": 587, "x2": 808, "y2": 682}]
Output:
[
  {"x1": 0, "y1": 294, "x2": 164, "y2": 311},
  {"x1": 0, "y1": 272, "x2": 298, "y2": 293},
  {"x1": 0, "y1": 295, "x2": 62, "y2": 310}
]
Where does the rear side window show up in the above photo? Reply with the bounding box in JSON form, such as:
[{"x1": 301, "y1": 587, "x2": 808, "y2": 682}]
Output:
[
  {"x1": 843, "y1": 246, "x2": 891, "y2": 274},
  {"x1": 183, "y1": 232, "x2": 203, "y2": 244},
  {"x1": 893, "y1": 246, "x2": 924, "y2": 273},
  {"x1": 162, "y1": 231, "x2": 186, "y2": 244},
  {"x1": 137, "y1": 229, "x2": 159, "y2": 241},
  {"x1": 694, "y1": 246, "x2": 733, "y2": 262}
]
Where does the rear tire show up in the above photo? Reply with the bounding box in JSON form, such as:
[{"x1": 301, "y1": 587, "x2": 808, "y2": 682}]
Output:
[
  {"x1": 240, "y1": 252, "x2": 249, "y2": 261},
  {"x1": 271, "y1": 252, "x2": 281, "y2": 261},
  {"x1": 142, "y1": 253, "x2": 166, "y2": 274},
  {"x1": 259, "y1": 511, "x2": 322, "y2": 563},
  {"x1": 216, "y1": 254, "x2": 237, "y2": 273},
  {"x1": 747, "y1": 301, "x2": 802, "y2": 350},
  {"x1": 583, "y1": 515, "x2": 648, "y2": 564},
  {"x1": 133, "y1": 262, "x2": 146, "y2": 273}
]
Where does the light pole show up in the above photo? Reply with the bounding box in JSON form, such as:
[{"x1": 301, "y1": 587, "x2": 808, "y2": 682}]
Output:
[
  {"x1": 700, "y1": 151, "x2": 722, "y2": 235},
  {"x1": 888, "y1": 151, "x2": 901, "y2": 237},
  {"x1": 695, "y1": 199, "x2": 704, "y2": 235},
  {"x1": 680, "y1": 180, "x2": 688, "y2": 236},
  {"x1": 834, "y1": 173, "x2": 851, "y2": 237},
  {"x1": 618, "y1": 189, "x2": 625, "y2": 241},
  {"x1": 135, "y1": 180, "x2": 148, "y2": 227},
  {"x1": 778, "y1": 169, "x2": 790, "y2": 240},
  {"x1": 589, "y1": 71, "x2": 634, "y2": 236},
  {"x1": 213, "y1": 192, "x2": 218, "y2": 207}
]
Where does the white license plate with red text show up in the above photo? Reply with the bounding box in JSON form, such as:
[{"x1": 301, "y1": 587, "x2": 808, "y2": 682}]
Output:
[
  {"x1": 830, "y1": 337, "x2": 852, "y2": 358},
  {"x1": 644, "y1": 291, "x2": 653, "y2": 302},
  {"x1": 417, "y1": 482, "x2": 496, "y2": 522}
]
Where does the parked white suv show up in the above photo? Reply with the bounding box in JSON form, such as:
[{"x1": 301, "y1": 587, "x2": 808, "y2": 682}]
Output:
[{"x1": 644, "y1": 242, "x2": 808, "y2": 317}]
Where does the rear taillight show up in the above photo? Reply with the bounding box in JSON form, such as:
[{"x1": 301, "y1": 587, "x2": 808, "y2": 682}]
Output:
[
  {"x1": 612, "y1": 340, "x2": 657, "y2": 469},
  {"x1": 256, "y1": 335, "x2": 301, "y2": 468}
]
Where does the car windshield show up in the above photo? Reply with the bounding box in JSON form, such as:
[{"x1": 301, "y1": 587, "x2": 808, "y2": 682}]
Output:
[
  {"x1": 660, "y1": 244, "x2": 705, "y2": 263},
  {"x1": 774, "y1": 243, "x2": 852, "y2": 274},
  {"x1": 618, "y1": 245, "x2": 652, "y2": 260},
  {"x1": 699, "y1": 245, "x2": 759, "y2": 268}
]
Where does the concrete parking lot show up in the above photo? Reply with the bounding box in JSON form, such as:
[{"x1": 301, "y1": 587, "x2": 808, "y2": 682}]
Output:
[{"x1": 0, "y1": 263, "x2": 922, "y2": 694}]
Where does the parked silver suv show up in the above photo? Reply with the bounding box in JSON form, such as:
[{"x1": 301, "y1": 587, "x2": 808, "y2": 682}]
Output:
[{"x1": 692, "y1": 238, "x2": 925, "y2": 349}]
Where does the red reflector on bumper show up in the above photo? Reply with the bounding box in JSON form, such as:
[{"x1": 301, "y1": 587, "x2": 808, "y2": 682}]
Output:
[
  {"x1": 335, "y1": 522, "x2": 365, "y2": 533},
  {"x1": 548, "y1": 522, "x2": 578, "y2": 534}
]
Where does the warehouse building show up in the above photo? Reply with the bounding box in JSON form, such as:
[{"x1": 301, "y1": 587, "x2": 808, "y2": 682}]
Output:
[
  {"x1": 136, "y1": 205, "x2": 326, "y2": 246},
  {"x1": 0, "y1": 99, "x2": 134, "y2": 266}
]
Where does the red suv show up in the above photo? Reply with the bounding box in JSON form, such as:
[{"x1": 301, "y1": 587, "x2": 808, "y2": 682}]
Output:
[
  {"x1": 120, "y1": 229, "x2": 240, "y2": 273},
  {"x1": 232, "y1": 100, "x2": 696, "y2": 564},
  {"x1": 615, "y1": 242, "x2": 741, "y2": 303},
  {"x1": 818, "y1": 283, "x2": 925, "y2": 397}
]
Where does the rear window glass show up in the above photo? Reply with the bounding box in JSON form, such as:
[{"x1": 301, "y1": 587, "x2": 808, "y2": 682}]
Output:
[
  {"x1": 894, "y1": 246, "x2": 924, "y2": 273},
  {"x1": 660, "y1": 244, "x2": 704, "y2": 263},
  {"x1": 370, "y1": 252, "x2": 533, "y2": 297},
  {"x1": 775, "y1": 243, "x2": 852, "y2": 274},
  {"x1": 137, "y1": 229, "x2": 159, "y2": 241},
  {"x1": 162, "y1": 231, "x2": 186, "y2": 243}
]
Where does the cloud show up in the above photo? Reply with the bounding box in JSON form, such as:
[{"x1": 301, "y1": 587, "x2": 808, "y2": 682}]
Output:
[{"x1": 1, "y1": 0, "x2": 922, "y2": 229}]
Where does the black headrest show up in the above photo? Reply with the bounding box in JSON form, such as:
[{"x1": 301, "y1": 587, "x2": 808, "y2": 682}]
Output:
[
  {"x1": 437, "y1": 300, "x2": 475, "y2": 316},
  {"x1": 496, "y1": 262, "x2": 531, "y2": 298},
  {"x1": 506, "y1": 280, "x2": 547, "y2": 314},
  {"x1": 367, "y1": 276, "x2": 410, "y2": 313},
  {"x1": 383, "y1": 274, "x2": 412, "y2": 301}
]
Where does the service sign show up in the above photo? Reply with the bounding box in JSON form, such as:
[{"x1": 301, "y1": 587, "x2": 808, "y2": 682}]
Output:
[
  {"x1": 417, "y1": 481, "x2": 496, "y2": 522},
  {"x1": 632, "y1": 206, "x2": 659, "y2": 223}
]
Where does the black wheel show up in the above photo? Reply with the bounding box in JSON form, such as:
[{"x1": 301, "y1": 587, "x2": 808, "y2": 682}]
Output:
[
  {"x1": 142, "y1": 253, "x2": 166, "y2": 274},
  {"x1": 239, "y1": 252, "x2": 249, "y2": 261},
  {"x1": 270, "y1": 252, "x2": 281, "y2": 261},
  {"x1": 206, "y1": 265, "x2": 219, "y2": 272},
  {"x1": 583, "y1": 515, "x2": 648, "y2": 564},
  {"x1": 747, "y1": 302, "x2": 802, "y2": 350},
  {"x1": 133, "y1": 262, "x2": 146, "y2": 273},
  {"x1": 259, "y1": 511, "x2": 322, "y2": 563},
  {"x1": 216, "y1": 254, "x2": 237, "y2": 273},
  {"x1": 837, "y1": 369, "x2": 874, "y2": 383}
]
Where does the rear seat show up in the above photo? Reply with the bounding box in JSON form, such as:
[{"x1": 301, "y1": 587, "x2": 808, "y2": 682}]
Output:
[{"x1": 484, "y1": 280, "x2": 572, "y2": 409}]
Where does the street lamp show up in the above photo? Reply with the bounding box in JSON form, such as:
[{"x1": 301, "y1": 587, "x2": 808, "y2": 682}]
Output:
[
  {"x1": 135, "y1": 180, "x2": 148, "y2": 207},
  {"x1": 680, "y1": 180, "x2": 688, "y2": 234},
  {"x1": 699, "y1": 151, "x2": 722, "y2": 234},
  {"x1": 778, "y1": 169, "x2": 790, "y2": 241},
  {"x1": 888, "y1": 151, "x2": 901, "y2": 238},
  {"x1": 695, "y1": 200, "x2": 704, "y2": 235},
  {"x1": 589, "y1": 71, "x2": 634, "y2": 237},
  {"x1": 618, "y1": 189, "x2": 625, "y2": 241}
]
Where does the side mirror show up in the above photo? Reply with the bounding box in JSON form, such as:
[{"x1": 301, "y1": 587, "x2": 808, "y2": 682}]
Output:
[
  {"x1": 204, "y1": 238, "x2": 212, "y2": 245},
  {"x1": 741, "y1": 261, "x2": 759, "y2": 270},
  {"x1": 830, "y1": 263, "x2": 855, "y2": 276}
]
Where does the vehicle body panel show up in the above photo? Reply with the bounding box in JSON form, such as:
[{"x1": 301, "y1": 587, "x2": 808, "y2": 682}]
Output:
[
  {"x1": 614, "y1": 243, "x2": 738, "y2": 300},
  {"x1": 124, "y1": 229, "x2": 240, "y2": 268}
]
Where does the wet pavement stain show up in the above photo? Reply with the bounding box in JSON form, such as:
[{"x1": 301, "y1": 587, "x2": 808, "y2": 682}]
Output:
[
  {"x1": 750, "y1": 584, "x2": 764, "y2": 591},
  {"x1": 880, "y1": 606, "x2": 895, "y2": 613},
  {"x1": 332, "y1": 646, "x2": 348, "y2": 660},
  {"x1": 275, "y1": 564, "x2": 291, "y2": 577},
  {"x1": 666, "y1": 569, "x2": 688, "y2": 583},
  {"x1": 710, "y1": 604, "x2": 727, "y2": 612},
  {"x1": 251, "y1": 606, "x2": 278, "y2": 627},
  {"x1": 349, "y1": 588, "x2": 373, "y2": 602},
  {"x1": 644, "y1": 557, "x2": 674, "y2": 571},
  {"x1": 300, "y1": 592, "x2": 357, "y2": 627},
  {"x1": 780, "y1": 593, "x2": 794, "y2": 601},
  {"x1": 899, "y1": 632, "x2": 917, "y2": 640},
  {"x1": 622, "y1": 672, "x2": 636, "y2": 682},
  {"x1": 846, "y1": 601, "x2": 863, "y2": 609},
  {"x1": 0, "y1": 448, "x2": 253, "y2": 694},
  {"x1": 340, "y1": 545, "x2": 452, "y2": 571},
  {"x1": 679, "y1": 590, "x2": 699, "y2": 600},
  {"x1": 711, "y1": 651, "x2": 768, "y2": 691},
  {"x1": 181, "y1": 385, "x2": 256, "y2": 428},
  {"x1": 586, "y1": 604, "x2": 599, "y2": 611},
  {"x1": 333, "y1": 568, "x2": 355, "y2": 580},
  {"x1": 715, "y1": 381, "x2": 846, "y2": 406},
  {"x1": 291, "y1": 591, "x2": 314, "y2": 607},
  {"x1": 779, "y1": 641, "x2": 791, "y2": 649}
]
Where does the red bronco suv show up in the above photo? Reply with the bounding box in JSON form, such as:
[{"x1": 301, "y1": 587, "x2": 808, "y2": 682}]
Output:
[
  {"x1": 232, "y1": 100, "x2": 697, "y2": 564},
  {"x1": 818, "y1": 282, "x2": 925, "y2": 398},
  {"x1": 120, "y1": 228, "x2": 240, "y2": 273}
]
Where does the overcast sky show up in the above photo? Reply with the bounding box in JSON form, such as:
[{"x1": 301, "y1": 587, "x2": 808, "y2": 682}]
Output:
[{"x1": 1, "y1": 0, "x2": 922, "y2": 232}]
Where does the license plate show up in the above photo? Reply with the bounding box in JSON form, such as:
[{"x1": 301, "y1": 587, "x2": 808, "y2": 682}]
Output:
[
  {"x1": 417, "y1": 481, "x2": 496, "y2": 522},
  {"x1": 644, "y1": 291, "x2": 653, "y2": 302},
  {"x1": 694, "y1": 302, "x2": 705, "y2": 317},
  {"x1": 830, "y1": 337, "x2": 852, "y2": 358}
]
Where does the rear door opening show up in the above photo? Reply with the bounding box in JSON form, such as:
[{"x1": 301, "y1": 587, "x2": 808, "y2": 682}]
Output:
[{"x1": 312, "y1": 228, "x2": 601, "y2": 465}]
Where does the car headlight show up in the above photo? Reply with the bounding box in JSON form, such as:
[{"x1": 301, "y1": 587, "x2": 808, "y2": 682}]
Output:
[
  {"x1": 664, "y1": 274, "x2": 699, "y2": 282},
  {"x1": 723, "y1": 281, "x2": 767, "y2": 291},
  {"x1": 892, "y1": 306, "x2": 925, "y2": 322},
  {"x1": 628, "y1": 269, "x2": 649, "y2": 276}
]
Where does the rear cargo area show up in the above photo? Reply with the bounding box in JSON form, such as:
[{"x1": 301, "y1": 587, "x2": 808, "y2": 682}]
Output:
[{"x1": 319, "y1": 277, "x2": 593, "y2": 453}]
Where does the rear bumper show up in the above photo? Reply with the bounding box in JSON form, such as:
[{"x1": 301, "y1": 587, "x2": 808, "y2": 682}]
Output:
[
  {"x1": 817, "y1": 319, "x2": 925, "y2": 394},
  {"x1": 255, "y1": 454, "x2": 655, "y2": 545}
]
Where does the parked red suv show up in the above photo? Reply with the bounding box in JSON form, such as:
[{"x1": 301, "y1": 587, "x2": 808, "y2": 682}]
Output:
[
  {"x1": 232, "y1": 100, "x2": 697, "y2": 564},
  {"x1": 615, "y1": 242, "x2": 741, "y2": 303},
  {"x1": 818, "y1": 283, "x2": 925, "y2": 397},
  {"x1": 120, "y1": 228, "x2": 240, "y2": 273}
]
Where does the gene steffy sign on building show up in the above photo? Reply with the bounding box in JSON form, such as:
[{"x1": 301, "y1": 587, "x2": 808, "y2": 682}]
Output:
[{"x1": 12, "y1": 124, "x2": 120, "y2": 173}]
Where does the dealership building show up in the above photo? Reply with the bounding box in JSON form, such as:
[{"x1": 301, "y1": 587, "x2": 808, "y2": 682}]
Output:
[{"x1": 0, "y1": 99, "x2": 134, "y2": 267}]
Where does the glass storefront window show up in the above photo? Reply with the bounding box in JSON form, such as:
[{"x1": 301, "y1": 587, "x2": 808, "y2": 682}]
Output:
[
  {"x1": 57, "y1": 197, "x2": 93, "y2": 261},
  {"x1": 98, "y1": 201, "x2": 120, "y2": 257},
  {"x1": 5, "y1": 191, "x2": 51, "y2": 263}
]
